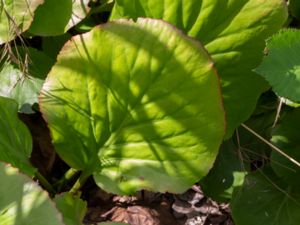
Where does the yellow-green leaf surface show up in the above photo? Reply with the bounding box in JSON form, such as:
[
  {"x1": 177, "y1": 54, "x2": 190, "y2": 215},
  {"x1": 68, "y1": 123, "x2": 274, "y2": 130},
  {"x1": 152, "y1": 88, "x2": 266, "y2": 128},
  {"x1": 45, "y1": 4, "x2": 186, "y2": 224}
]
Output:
[
  {"x1": 111, "y1": 0, "x2": 287, "y2": 138},
  {"x1": 40, "y1": 19, "x2": 225, "y2": 194},
  {"x1": 0, "y1": 163, "x2": 64, "y2": 225},
  {"x1": 29, "y1": 0, "x2": 90, "y2": 36},
  {"x1": 0, "y1": 97, "x2": 35, "y2": 176},
  {"x1": 0, "y1": 0, "x2": 43, "y2": 44}
]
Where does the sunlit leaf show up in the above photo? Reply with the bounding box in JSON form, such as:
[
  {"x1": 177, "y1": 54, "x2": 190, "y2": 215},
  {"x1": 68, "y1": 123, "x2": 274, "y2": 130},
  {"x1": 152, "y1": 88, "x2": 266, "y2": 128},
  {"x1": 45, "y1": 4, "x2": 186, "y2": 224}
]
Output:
[
  {"x1": 40, "y1": 18, "x2": 225, "y2": 194},
  {"x1": 111, "y1": 0, "x2": 287, "y2": 138},
  {"x1": 256, "y1": 29, "x2": 300, "y2": 102},
  {"x1": 0, "y1": 0, "x2": 43, "y2": 44},
  {"x1": 0, "y1": 47, "x2": 54, "y2": 113},
  {"x1": 0, "y1": 162, "x2": 64, "y2": 225}
]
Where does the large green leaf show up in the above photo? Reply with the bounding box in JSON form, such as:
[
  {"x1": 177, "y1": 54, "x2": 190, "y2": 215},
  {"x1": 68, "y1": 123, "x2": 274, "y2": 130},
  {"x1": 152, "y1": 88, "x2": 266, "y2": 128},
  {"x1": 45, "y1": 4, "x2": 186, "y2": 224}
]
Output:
[
  {"x1": 256, "y1": 30, "x2": 300, "y2": 102},
  {"x1": 40, "y1": 18, "x2": 225, "y2": 194},
  {"x1": 0, "y1": 96, "x2": 35, "y2": 175},
  {"x1": 231, "y1": 168, "x2": 300, "y2": 225},
  {"x1": 0, "y1": 0, "x2": 43, "y2": 44},
  {"x1": 54, "y1": 193, "x2": 87, "y2": 225},
  {"x1": 111, "y1": 0, "x2": 287, "y2": 138},
  {"x1": 270, "y1": 108, "x2": 300, "y2": 187},
  {"x1": 0, "y1": 47, "x2": 54, "y2": 113},
  {"x1": 200, "y1": 140, "x2": 249, "y2": 203},
  {"x1": 29, "y1": 0, "x2": 90, "y2": 36},
  {"x1": 0, "y1": 162, "x2": 64, "y2": 225}
]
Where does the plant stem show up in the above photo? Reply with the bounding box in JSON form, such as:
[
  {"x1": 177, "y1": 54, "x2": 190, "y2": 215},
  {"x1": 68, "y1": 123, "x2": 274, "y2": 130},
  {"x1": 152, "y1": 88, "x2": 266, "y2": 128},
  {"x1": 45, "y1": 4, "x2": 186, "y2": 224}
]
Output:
[
  {"x1": 35, "y1": 172, "x2": 55, "y2": 195},
  {"x1": 69, "y1": 171, "x2": 91, "y2": 195},
  {"x1": 54, "y1": 168, "x2": 79, "y2": 192},
  {"x1": 272, "y1": 97, "x2": 284, "y2": 128}
]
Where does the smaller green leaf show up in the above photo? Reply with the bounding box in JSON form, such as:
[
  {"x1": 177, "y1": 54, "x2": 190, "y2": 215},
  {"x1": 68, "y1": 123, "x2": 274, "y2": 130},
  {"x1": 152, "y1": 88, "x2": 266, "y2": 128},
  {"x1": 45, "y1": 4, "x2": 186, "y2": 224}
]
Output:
[
  {"x1": 29, "y1": 0, "x2": 90, "y2": 36},
  {"x1": 54, "y1": 193, "x2": 87, "y2": 225},
  {"x1": 0, "y1": 162, "x2": 64, "y2": 225},
  {"x1": 0, "y1": 0, "x2": 43, "y2": 44},
  {"x1": 231, "y1": 168, "x2": 300, "y2": 225},
  {"x1": 0, "y1": 47, "x2": 54, "y2": 113},
  {"x1": 12, "y1": 47, "x2": 55, "y2": 79},
  {"x1": 200, "y1": 140, "x2": 249, "y2": 202},
  {"x1": 271, "y1": 108, "x2": 300, "y2": 187},
  {"x1": 0, "y1": 97, "x2": 35, "y2": 175},
  {"x1": 255, "y1": 29, "x2": 300, "y2": 102}
]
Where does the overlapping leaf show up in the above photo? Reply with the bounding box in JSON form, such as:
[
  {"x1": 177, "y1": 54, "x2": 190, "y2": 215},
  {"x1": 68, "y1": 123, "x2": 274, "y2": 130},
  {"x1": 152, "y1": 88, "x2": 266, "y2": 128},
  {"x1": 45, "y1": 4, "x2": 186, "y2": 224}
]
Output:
[
  {"x1": 256, "y1": 30, "x2": 300, "y2": 102},
  {"x1": 0, "y1": 47, "x2": 55, "y2": 113},
  {"x1": 231, "y1": 168, "x2": 300, "y2": 225},
  {"x1": 54, "y1": 193, "x2": 87, "y2": 225},
  {"x1": 29, "y1": 0, "x2": 90, "y2": 36},
  {"x1": 200, "y1": 140, "x2": 249, "y2": 202},
  {"x1": 0, "y1": 0, "x2": 43, "y2": 44},
  {"x1": 40, "y1": 18, "x2": 225, "y2": 194},
  {"x1": 0, "y1": 162, "x2": 64, "y2": 225},
  {"x1": 111, "y1": 0, "x2": 287, "y2": 138},
  {"x1": 0, "y1": 97, "x2": 35, "y2": 175}
]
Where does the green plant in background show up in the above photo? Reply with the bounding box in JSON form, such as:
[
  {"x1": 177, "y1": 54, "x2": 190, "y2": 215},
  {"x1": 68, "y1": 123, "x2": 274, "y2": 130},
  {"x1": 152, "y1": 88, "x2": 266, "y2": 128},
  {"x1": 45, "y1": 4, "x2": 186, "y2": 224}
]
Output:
[
  {"x1": 2, "y1": 0, "x2": 299, "y2": 225},
  {"x1": 0, "y1": 0, "x2": 43, "y2": 44},
  {"x1": 229, "y1": 28, "x2": 300, "y2": 225}
]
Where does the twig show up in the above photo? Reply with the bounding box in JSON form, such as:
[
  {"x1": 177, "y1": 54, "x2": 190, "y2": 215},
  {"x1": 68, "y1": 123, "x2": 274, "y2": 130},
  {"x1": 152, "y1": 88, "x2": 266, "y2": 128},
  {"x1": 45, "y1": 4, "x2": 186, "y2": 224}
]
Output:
[
  {"x1": 272, "y1": 97, "x2": 283, "y2": 127},
  {"x1": 241, "y1": 123, "x2": 300, "y2": 167}
]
